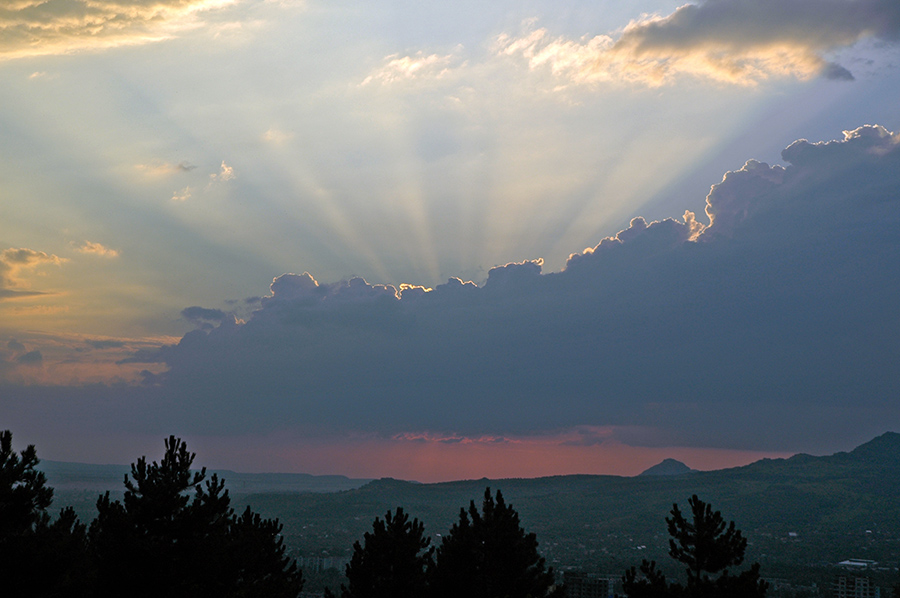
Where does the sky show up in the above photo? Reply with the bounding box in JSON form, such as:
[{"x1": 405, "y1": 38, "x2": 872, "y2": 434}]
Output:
[{"x1": 1, "y1": 0, "x2": 900, "y2": 482}]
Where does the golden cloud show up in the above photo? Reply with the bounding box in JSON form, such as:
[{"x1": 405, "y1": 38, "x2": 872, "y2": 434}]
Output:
[
  {"x1": 0, "y1": 247, "x2": 67, "y2": 293},
  {"x1": 171, "y1": 186, "x2": 192, "y2": 202},
  {"x1": 0, "y1": 0, "x2": 238, "y2": 59},
  {"x1": 498, "y1": 0, "x2": 899, "y2": 86},
  {"x1": 75, "y1": 241, "x2": 120, "y2": 258},
  {"x1": 500, "y1": 29, "x2": 831, "y2": 87},
  {"x1": 135, "y1": 161, "x2": 196, "y2": 178},
  {"x1": 1, "y1": 247, "x2": 65, "y2": 267},
  {"x1": 360, "y1": 51, "x2": 461, "y2": 86}
]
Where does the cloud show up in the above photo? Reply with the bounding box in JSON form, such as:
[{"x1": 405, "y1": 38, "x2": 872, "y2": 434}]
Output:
[
  {"x1": 135, "y1": 161, "x2": 197, "y2": 178},
  {"x1": 0, "y1": 0, "x2": 239, "y2": 60},
  {"x1": 3, "y1": 125, "x2": 900, "y2": 461},
  {"x1": 0, "y1": 332, "x2": 172, "y2": 388},
  {"x1": 86, "y1": 339, "x2": 127, "y2": 350},
  {"x1": 16, "y1": 350, "x2": 43, "y2": 365},
  {"x1": 74, "y1": 241, "x2": 119, "y2": 258},
  {"x1": 0, "y1": 247, "x2": 66, "y2": 297},
  {"x1": 168, "y1": 162, "x2": 233, "y2": 199},
  {"x1": 99, "y1": 123, "x2": 898, "y2": 452},
  {"x1": 171, "y1": 186, "x2": 192, "y2": 202},
  {"x1": 0, "y1": 289, "x2": 45, "y2": 299},
  {"x1": 207, "y1": 161, "x2": 235, "y2": 188},
  {"x1": 499, "y1": 0, "x2": 900, "y2": 86},
  {"x1": 181, "y1": 306, "x2": 233, "y2": 330},
  {"x1": 361, "y1": 51, "x2": 463, "y2": 86},
  {"x1": 1, "y1": 247, "x2": 65, "y2": 267},
  {"x1": 214, "y1": 161, "x2": 235, "y2": 182},
  {"x1": 262, "y1": 128, "x2": 294, "y2": 144}
]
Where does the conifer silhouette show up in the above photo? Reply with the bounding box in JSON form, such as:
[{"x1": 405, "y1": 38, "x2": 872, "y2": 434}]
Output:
[
  {"x1": 622, "y1": 495, "x2": 767, "y2": 598},
  {"x1": 0, "y1": 430, "x2": 91, "y2": 597},
  {"x1": 90, "y1": 435, "x2": 303, "y2": 598},
  {"x1": 339, "y1": 507, "x2": 433, "y2": 598},
  {"x1": 430, "y1": 487, "x2": 561, "y2": 598}
]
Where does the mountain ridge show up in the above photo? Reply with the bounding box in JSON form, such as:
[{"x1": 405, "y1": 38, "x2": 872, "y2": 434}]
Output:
[
  {"x1": 638, "y1": 458, "x2": 696, "y2": 477},
  {"x1": 41, "y1": 431, "x2": 900, "y2": 492},
  {"x1": 39, "y1": 459, "x2": 373, "y2": 494},
  {"x1": 236, "y1": 431, "x2": 900, "y2": 575},
  {"x1": 41, "y1": 431, "x2": 900, "y2": 586}
]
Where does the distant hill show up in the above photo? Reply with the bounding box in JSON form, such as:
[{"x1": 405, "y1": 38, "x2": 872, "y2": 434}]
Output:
[
  {"x1": 38, "y1": 432, "x2": 900, "y2": 586},
  {"x1": 38, "y1": 460, "x2": 372, "y2": 495},
  {"x1": 239, "y1": 432, "x2": 900, "y2": 581},
  {"x1": 638, "y1": 458, "x2": 695, "y2": 476}
]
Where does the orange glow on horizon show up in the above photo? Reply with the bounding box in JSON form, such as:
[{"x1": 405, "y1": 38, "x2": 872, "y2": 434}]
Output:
[{"x1": 192, "y1": 430, "x2": 791, "y2": 483}]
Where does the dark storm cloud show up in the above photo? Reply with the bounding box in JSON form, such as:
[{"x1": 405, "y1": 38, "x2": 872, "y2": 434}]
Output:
[
  {"x1": 181, "y1": 306, "x2": 232, "y2": 330},
  {"x1": 121, "y1": 125, "x2": 900, "y2": 450}
]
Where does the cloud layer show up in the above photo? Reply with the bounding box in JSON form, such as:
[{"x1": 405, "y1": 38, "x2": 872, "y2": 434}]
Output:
[
  {"x1": 94, "y1": 124, "x2": 900, "y2": 452},
  {"x1": 0, "y1": 0, "x2": 236, "y2": 59},
  {"x1": 499, "y1": 0, "x2": 900, "y2": 85},
  {"x1": 0, "y1": 247, "x2": 65, "y2": 298}
]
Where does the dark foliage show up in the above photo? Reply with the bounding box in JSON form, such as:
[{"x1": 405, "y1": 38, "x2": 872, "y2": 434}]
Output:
[
  {"x1": 622, "y1": 495, "x2": 767, "y2": 598},
  {"x1": 667, "y1": 495, "x2": 749, "y2": 583},
  {"x1": 339, "y1": 507, "x2": 433, "y2": 598},
  {"x1": 0, "y1": 430, "x2": 92, "y2": 597},
  {"x1": 430, "y1": 487, "x2": 562, "y2": 598},
  {"x1": 225, "y1": 505, "x2": 305, "y2": 597},
  {"x1": 0, "y1": 429, "x2": 53, "y2": 537},
  {"x1": 89, "y1": 435, "x2": 303, "y2": 598}
]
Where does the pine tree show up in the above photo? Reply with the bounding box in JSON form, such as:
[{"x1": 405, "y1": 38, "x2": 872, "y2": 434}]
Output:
[
  {"x1": 622, "y1": 559, "x2": 677, "y2": 598},
  {"x1": 430, "y1": 487, "x2": 561, "y2": 598},
  {"x1": 0, "y1": 429, "x2": 52, "y2": 539},
  {"x1": 90, "y1": 435, "x2": 303, "y2": 598},
  {"x1": 667, "y1": 495, "x2": 747, "y2": 584},
  {"x1": 339, "y1": 507, "x2": 433, "y2": 598},
  {"x1": 622, "y1": 495, "x2": 767, "y2": 598},
  {"x1": 225, "y1": 505, "x2": 304, "y2": 597},
  {"x1": 0, "y1": 430, "x2": 92, "y2": 597}
]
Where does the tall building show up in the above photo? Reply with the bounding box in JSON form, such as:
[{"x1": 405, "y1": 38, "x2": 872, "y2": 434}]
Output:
[
  {"x1": 833, "y1": 575, "x2": 881, "y2": 598},
  {"x1": 563, "y1": 571, "x2": 617, "y2": 598}
]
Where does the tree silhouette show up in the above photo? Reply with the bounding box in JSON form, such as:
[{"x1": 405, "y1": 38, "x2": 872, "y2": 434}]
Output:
[
  {"x1": 430, "y1": 487, "x2": 562, "y2": 598},
  {"x1": 90, "y1": 435, "x2": 303, "y2": 598},
  {"x1": 338, "y1": 507, "x2": 433, "y2": 598},
  {"x1": 667, "y1": 495, "x2": 748, "y2": 584},
  {"x1": 0, "y1": 430, "x2": 92, "y2": 597},
  {"x1": 622, "y1": 495, "x2": 767, "y2": 598},
  {"x1": 622, "y1": 560, "x2": 675, "y2": 598},
  {"x1": 0, "y1": 429, "x2": 52, "y2": 538}
]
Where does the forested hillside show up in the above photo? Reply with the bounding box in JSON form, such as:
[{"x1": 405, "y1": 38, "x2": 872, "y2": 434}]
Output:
[{"x1": 245, "y1": 433, "x2": 900, "y2": 587}]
